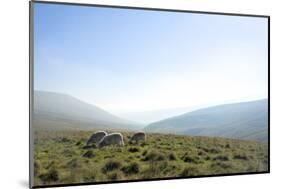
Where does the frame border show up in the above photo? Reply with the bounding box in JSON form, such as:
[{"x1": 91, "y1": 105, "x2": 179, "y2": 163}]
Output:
[
  {"x1": 29, "y1": 1, "x2": 270, "y2": 188},
  {"x1": 29, "y1": 1, "x2": 34, "y2": 188},
  {"x1": 32, "y1": 0, "x2": 270, "y2": 18}
]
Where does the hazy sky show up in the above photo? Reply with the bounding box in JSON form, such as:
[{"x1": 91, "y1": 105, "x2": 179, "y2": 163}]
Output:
[{"x1": 34, "y1": 3, "x2": 268, "y2": 114}]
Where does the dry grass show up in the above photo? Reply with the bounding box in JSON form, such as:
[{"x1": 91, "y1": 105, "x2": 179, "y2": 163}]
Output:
[{"x1": 33, "y1": 129, "x2": 268, "y2": 186}]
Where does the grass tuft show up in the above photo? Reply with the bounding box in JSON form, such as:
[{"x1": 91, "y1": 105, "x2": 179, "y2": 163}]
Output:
[
  {"x1": 121, "y1": 162, "x2": 140, "y2": 175},
  {"x1": 83, "y1": 150, "x2": 95, "y2": 158},
  {"x1": 128, "y1": 147, "x2": 140, "y2": 153},
  {"x1": 180, "y1": 166, "x2": 201, "y2": 177},
  {"x1": 39, "y1": 169, "x2": 59, "y2": 183},
  {"x1": 168, "y1": 152, "x2": 177, "y2": 160},
  {"x1": 102, "y1": 160, "x2": 122, "y2": 174},
  {"x1": 143, "y1": 150, "x2": 165, "y2": 161}
]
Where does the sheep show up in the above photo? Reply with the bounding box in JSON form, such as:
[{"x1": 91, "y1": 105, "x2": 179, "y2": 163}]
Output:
[
  {"x1": 86, "y1": 131, "x2": 107, "y2": 145},
  {"x1": 130, "y1": 132, "x2": 146, "y2": 143},
  {"x1": 98, "y1": 133, "x2": 124, "y2": 148}
]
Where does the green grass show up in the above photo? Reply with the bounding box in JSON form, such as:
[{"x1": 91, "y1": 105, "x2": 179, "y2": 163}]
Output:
[{"x1": 33, "y1": 129, "x2": 268, "y2": 186}]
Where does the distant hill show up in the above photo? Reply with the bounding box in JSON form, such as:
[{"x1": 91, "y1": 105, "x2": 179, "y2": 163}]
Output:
[
  {"x1": 33, "y1": 90, "x2": 142, "y2": 131},
  {"x1": 118, "y1": 105, "x2": 205, "y2": 124},
  {"x1": 145, "y1": 99, "x2": 268, "y2": 141}
]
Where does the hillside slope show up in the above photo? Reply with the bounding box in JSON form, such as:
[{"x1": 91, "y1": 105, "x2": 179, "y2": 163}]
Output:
[
  {"x1": 33, "y1": 90, "x2": 142, "y2": 131},
  {"x1": 145, "y1": 99, "x2": 268, "y2": 141}
]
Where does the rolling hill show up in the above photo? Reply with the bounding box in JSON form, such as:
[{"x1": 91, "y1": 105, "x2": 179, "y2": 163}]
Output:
[
  {"x1": 33, "y1": 90, "x2": 142, "y2": 131},
  {"x1": 145, "y1": 99, "x2": 268, "y2": 141}
]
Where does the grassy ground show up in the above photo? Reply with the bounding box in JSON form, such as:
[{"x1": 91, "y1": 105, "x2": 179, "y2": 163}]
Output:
[{"x1": 33, "y1": 129, "x2": 268, "y2": 186}]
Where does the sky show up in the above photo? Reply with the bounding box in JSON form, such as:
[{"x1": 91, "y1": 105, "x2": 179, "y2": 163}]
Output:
[{"x1": 33, "y1": 3, "x2": 268, "y2": 115}]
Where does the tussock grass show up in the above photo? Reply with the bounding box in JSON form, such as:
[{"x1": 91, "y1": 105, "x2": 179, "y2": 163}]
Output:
[
  {"x1": 101, "y1": 160, "x2": 122, "y2": 174},
  {"x1": 82, "y1": 150, "x2": 95, "y2": 158},
  {"x1": 168, "y1": 152, "x2": 177, "y2": 161},
  {"x1": 233, "y1": 153, "x2": 249, "y2": 160},
  {"x1": 39, "y1": 169, "x2": 59, "y2": 183},
  {"x1": 180, "y1": 166, "x2": 201, "y2": 177},
  {"x1": 121, "y1": 162, "x2": 140, "y2": 175},
  {"x1": 181, "y1": 153, "x2": 201, "y2": 164},
  {"x1": 33, "y1": 129, "x2": 268, "y2": 186},
  {"x1": 128, "y1": 147, "x2": 140, "y2": 153},
  {"x1": 143, "y1": 150, "x2": 166, "y2": 161}
]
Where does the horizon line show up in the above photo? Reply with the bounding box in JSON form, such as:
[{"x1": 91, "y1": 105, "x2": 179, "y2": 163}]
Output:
[{"x1": 34, "y1": 89, "x2": 268, "y2": 114}]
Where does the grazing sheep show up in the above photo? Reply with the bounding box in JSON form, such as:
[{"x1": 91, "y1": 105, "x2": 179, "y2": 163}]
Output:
[
  {"x1": 87, "y1": 131, "x2": 107, "y2": 145},
  {"x1": 98, "y1": 133, "x2": 124, "y2": 148},
  {"x1": 130, "y1": 132, "x2": 146, "y2": 143}
]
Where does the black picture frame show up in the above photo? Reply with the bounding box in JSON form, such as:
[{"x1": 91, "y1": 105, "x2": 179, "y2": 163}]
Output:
[{"x1": 29, "y1": 1, "x2": 270, "y2": 188}]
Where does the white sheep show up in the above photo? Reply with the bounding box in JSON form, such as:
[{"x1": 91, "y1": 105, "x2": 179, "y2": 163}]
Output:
[
  {"x1": 130, "y1": 132, "x2": 146, "y2": 143},
  {"x1": 98, "y1": 133, "x2": 124, "y2": 148},
  {"x1": 87, "y1": 131, "x2": 107, "y2": 145}
]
